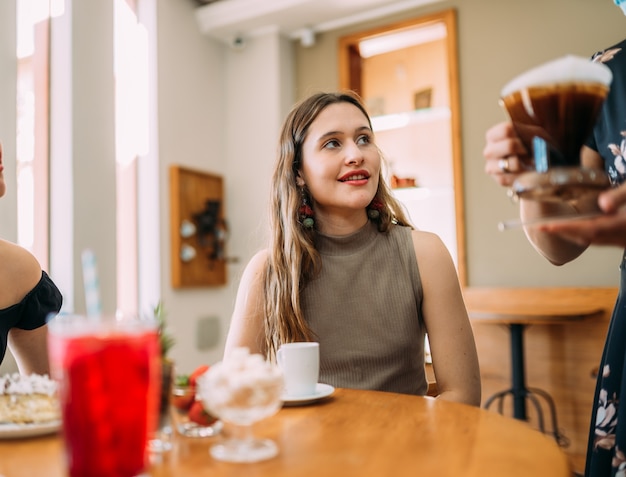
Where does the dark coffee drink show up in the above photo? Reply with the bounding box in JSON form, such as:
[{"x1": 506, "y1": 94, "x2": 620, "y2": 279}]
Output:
[
  {"x1": 499, "y1": 55, "x2": 613, "y2": 201},
  {"x1": 502, "y1": 82, "x2": 609, "y2": 169}
]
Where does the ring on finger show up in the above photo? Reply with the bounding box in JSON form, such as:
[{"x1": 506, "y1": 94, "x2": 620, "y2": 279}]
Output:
[{"x1": 498, "y1": 158, "x2": 511, "y2": 173}]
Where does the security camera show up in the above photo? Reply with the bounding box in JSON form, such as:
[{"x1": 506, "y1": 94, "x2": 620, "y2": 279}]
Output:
[{"x1": 231, "y1": 35, "x2": 246, "y2": 50}]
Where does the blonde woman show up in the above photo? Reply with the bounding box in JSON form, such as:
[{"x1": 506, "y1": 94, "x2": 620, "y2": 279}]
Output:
[{"x1": 225, "y1": 92, "x2": 480, "y2": 406}]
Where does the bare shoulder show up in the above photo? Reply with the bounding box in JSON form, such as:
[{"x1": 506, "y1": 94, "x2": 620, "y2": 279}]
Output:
[
  {"x1": 0, "y1": 239, "x2": 41, "y2": 275},
  {"x1": 410, "y1": 229, "x2": 449, "y2": 254},
  {"x1": 0, "y1": 239, "x2": 43, "y2": 307},
  {"x1": 249, "y1": 248, "x2": 269, "y2": 265},
  {"x1": 237, "y1": 248, "x2": 269, "y2": 294},
  {"x1": 409, "y1": 230, "x2": 456, "y2": 272},
  {"x1": 244, "y1": 249, "x2": 269, "y2": 275}
]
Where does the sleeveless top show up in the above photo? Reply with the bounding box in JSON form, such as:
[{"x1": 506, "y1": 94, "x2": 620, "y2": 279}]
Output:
[
  {"x1": 0, "y1": 271, "x2": 63, "y2": 365},
  {"x1": 301, "y1": 220, "x2": 428, "y2": 396},
  {"x1": 583, "y1": 40, "x2": 626, "y2": 477}
]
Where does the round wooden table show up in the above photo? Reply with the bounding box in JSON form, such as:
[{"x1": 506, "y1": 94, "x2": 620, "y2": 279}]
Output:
[
  {"x1": 463, "y1": 286, "x2": 604, "y2": 447},
  {"x1": 0, "y1": 388, "x2": 571, "y2": 477}
]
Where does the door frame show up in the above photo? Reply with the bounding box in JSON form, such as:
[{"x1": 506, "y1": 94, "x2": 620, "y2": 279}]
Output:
[{"x1": 338, "y1": 8, "x2": 466, "y2": 286}]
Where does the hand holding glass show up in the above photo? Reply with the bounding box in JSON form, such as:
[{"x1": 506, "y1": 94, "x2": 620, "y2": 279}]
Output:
[{"x1": 500, "y1": 55, "x2": 612, "y2": 201}]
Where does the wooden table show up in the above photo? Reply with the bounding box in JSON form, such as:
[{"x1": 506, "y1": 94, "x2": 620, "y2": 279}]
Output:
[
  {"x1": 0, "y1": 388, "x2": 571, "y2": 477},
  {"x1": 463, "y1": 287, "x2": 605, "y2": 445}
]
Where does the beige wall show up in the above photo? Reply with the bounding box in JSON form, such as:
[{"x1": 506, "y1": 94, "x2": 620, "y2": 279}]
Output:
[{"x1": 294, "y1": 0, "x2": 626, "y2": 287}]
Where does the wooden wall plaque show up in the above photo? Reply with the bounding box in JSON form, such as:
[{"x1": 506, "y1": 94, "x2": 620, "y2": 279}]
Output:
[{"x1": 169, "y1": 165, "x2": 226, "y2": 288}]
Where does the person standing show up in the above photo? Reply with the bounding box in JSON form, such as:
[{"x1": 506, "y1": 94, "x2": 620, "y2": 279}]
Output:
[{"x1": 483, "y1": 3, "x2": 626, "y2": 471}]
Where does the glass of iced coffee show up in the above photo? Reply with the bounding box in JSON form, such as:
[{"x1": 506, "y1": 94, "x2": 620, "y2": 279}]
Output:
[{"x1": 500, "y1": 55, "x2": 613, "y2": 201}]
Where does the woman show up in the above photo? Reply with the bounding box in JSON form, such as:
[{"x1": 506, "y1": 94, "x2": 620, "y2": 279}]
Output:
[
  {"x1": 224, "y1": 91, "x2": 481, "y2": 406},
  {"x1": 483, "y1": 3, "x2": 626, "y2": 471},
  {"x1": 0, "y1": 142, "x2": 62, "y2": 375}
]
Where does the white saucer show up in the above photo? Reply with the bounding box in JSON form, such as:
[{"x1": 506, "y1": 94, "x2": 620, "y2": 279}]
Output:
[{"x1": 281, "y1": 383, "x2": 335, "y2": 407}]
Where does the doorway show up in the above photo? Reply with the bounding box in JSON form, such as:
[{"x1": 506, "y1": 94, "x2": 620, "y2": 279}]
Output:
[{"x1": 338, "y1": 9, "x2": 465, "y2": 285}]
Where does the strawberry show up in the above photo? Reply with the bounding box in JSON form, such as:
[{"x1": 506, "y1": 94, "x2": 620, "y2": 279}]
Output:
[
  {"x1": 189, "y1": 365, "x2": 210, "y2": 388},
  {"x1": 171, "y1": 386, "x2": 195, "y2": 411},
  {"x1": 188, "y1": 401, "x2": 217, "y2": 426}
]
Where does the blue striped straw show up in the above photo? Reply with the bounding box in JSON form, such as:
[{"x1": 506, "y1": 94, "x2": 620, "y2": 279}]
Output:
[
  {"x1": 81, "y1": 248, "x2": 102, "y2": 319},
  {"x1": 533, "y1": 136, "x2": 548, "y2": 173}
]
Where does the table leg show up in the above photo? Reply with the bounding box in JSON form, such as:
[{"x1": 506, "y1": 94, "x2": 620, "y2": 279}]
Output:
[
  {"x1": 482, "y1": 323, "x2": 568, "y2": 446},
  {"x1": 510, "y1": 324, "x2": 527, "y2": 420}
]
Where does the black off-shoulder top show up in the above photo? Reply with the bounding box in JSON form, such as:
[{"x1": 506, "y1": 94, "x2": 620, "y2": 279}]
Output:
[{"x1": 0, "y1": 271, "x2": 63, "y2": 365}]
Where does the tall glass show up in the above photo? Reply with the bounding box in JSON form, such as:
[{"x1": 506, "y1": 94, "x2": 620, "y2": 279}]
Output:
[
  {"x1": 500, "y1": 55, "x2": 612, "y2": 201},
  {"x1": 47, "y1": 314, "x2": 161, "y2": 477}
]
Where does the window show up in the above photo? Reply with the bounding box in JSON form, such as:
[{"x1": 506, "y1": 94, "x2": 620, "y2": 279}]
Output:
[
  {"x1": 16, "y1": 0, "x2": 57, "y2": 268},
  {"x1": 17, "y1": 0, "x2": 158, "y2": 315},
  {"x1": 115, "y1": 0, "x2": 149, "y2": 314}
]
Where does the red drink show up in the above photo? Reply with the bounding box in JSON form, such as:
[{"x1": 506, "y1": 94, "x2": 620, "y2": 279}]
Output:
[{"x1": 48, "y1": 315, "x2": 161, "y2": 477}]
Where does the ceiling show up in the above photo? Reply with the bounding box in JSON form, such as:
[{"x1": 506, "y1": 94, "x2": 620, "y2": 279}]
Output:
[{"x1": 195, "y1": 0, "x2": 443, "y2": 46}]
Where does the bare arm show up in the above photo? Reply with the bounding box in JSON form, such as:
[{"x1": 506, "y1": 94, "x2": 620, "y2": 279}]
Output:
[
  {"x1": 412, "y1": 231, "x2": 481, "y2": 406},
  {"x1": 8, "y1": 326, "x2": 50, "y2": 375},
  {"x1": 0, "y1": 239, "x2": 42, "y2": 308},
  {"x1": 223, "y1": 249, "x2": 269, "y2": 358},
  {"x1": 483, "y1": 122, "x2": 610, "y2": 265}
]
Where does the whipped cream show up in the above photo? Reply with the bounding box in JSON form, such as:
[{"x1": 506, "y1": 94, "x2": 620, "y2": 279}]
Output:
[
  {"x1": 197, "y1": 348, "x2": 283, "y2": 422},
  {"x1": 0, "y1": 373, "x2": 57, "y2": 396}
]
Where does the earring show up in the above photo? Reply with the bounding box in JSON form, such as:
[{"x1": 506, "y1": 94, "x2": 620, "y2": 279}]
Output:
[
  {"x1": 299, "y1": 191, "x2": 315, "y2": 229},
  {"x1": 367, "y1": 197, "x2": 384, "y2": 220}
]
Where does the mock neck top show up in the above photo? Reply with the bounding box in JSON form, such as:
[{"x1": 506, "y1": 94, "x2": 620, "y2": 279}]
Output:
[{"x1": 301, "y1": 221, "x2": 428, "y2": 395}]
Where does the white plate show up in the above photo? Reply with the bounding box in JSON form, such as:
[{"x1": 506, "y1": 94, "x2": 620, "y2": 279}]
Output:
[
  {"x1": 0, "y1": 420, "x2": 61, "y2": 439},
  {"x1": 281, "y1": 383, "x2": 335, "y2": 407}
]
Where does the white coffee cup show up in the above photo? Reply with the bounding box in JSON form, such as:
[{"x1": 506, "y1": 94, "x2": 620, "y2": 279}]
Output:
[{"x1": 276, "y1": 342, "x2": 320, "y2": 397}]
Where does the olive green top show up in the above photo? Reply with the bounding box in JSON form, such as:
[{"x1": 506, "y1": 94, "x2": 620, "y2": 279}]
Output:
[{"x1": 302, "y1": 220, "x2": 428, "y2": 395}]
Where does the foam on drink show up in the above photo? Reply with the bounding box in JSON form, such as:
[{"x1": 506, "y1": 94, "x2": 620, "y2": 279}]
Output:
[{"x1": 501, "y1": 55, "x2": 612, "y2": 98}]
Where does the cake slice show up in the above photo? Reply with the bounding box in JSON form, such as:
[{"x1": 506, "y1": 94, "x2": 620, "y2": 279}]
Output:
[{"x1": 0, "y1": 373, "x2": 60, "y2": 424}]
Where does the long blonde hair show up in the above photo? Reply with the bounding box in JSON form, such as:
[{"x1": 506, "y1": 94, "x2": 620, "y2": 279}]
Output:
[{"x1": 263, "y1": 91, "x2": 413, "y2": 359}]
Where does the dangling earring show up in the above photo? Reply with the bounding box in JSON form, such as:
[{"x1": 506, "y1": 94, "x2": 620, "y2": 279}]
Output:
[
  {"x1": 367, "y1": 197, "x2": 384, "y2": 220},
  {"x1": 299, "y1": 190, "x2": 315, "y2": 229}
]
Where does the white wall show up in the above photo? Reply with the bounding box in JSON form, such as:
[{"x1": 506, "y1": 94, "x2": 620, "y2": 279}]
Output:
[
  {"x1": 155, "y1": 2, "x2": 294, "y2": 373},
  {"x1": 70, "y1": 0, "x2": 118, "y2": 314},
  {"x1": 154, "y1": 0, "x2": 231, "y2": 373}
]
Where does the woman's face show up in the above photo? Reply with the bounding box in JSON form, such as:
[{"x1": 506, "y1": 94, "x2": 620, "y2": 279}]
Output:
[
  {"x1": 0, "y1": 143, "x2": 5, "y2": 198},
  {"x1": 298, "y1": 102, "x2": 380, "y2": 221}
]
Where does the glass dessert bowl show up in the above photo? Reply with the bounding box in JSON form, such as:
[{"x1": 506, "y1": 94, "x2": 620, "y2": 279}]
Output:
[
  {"x1": 197, "y1": 348, "x2": 284, "y2": 463},
  {"x1": 170, "y1": 368, "x2": 222, "y2": 438}
]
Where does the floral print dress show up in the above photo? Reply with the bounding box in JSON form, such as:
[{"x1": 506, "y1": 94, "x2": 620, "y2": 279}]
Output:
[{"x1": 584, "y1": 39, "x2": 626, "y2": 477}]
